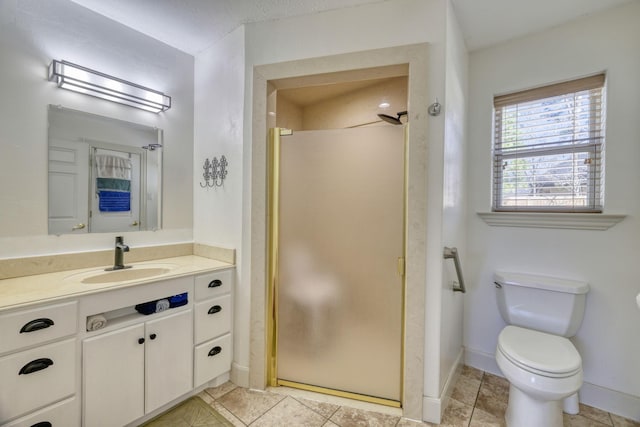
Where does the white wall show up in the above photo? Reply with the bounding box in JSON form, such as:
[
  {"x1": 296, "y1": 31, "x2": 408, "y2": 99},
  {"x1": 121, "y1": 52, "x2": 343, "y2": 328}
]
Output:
[
  {"x1": 439, "y1": 0, "x2": 468, "y2": 393},
  {"x1": 193, "y1": 26, "x2": 247, "y2": 375},
  {"x1": 0, "y1": 0, "x2": 194, "y2": 258},
  {"x1": 465, "y1": 1, "x2": 640, "y2": 419},
  {"x1": 236, "y1": 0, "x2": 466, "y2": 420}
]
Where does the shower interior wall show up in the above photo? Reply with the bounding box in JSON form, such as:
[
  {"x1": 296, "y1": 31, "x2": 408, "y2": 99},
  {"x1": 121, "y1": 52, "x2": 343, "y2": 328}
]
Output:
[{"x1": 275, "y1": 77, "x2": 408, "y2": 130}]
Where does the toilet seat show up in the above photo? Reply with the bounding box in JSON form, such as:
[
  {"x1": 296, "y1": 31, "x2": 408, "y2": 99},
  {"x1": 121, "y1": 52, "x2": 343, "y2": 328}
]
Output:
[{"x1": 498, "y1": 326, "x2": 582, "y2": 378}]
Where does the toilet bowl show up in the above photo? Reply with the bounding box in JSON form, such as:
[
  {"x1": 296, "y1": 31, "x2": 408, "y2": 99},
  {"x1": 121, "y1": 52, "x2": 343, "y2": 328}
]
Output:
[
  {"x1": 496, "y1": 326, "x2": 583, "y2": 427},
  {"x1": 493, "y1": 272, "x2": 589, "y2": 427}
]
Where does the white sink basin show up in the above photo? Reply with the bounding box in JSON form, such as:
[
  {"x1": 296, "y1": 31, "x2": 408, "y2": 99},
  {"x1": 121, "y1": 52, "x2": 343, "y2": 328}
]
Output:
[{"x1": 66, "y1": 263, "x2": 177, "y2": 284}]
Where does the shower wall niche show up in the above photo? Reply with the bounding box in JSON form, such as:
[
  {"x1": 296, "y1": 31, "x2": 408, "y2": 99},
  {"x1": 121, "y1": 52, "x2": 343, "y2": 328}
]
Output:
[{"x1": 275, "y1": 76, "x2": 407, "y2": 130}]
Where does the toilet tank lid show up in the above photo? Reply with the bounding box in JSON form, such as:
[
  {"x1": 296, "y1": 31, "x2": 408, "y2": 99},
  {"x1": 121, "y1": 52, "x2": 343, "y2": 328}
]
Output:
[{"x1": 494, "y1": 271, "x2": 589, "y2": 294}]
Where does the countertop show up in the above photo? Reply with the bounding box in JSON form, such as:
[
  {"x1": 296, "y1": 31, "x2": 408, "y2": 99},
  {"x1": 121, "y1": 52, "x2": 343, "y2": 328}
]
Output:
[{"x1": 0, "y1": 255, "x2": 233, "y2": 311}]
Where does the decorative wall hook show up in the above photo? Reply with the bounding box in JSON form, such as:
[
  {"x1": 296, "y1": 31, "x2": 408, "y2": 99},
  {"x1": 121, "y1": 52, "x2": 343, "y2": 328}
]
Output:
[
  {"x1": 428, "y1": 98, "x2": 442, "y2": 116},
  {"x1": 200, "y1": 155, "x2": 229, "y2": 188}
]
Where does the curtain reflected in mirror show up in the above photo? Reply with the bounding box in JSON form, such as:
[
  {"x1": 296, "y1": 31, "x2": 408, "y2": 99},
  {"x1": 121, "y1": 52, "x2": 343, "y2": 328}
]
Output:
[{"x1": 47, "y1": 105, "x2": 162, "y2": 234}]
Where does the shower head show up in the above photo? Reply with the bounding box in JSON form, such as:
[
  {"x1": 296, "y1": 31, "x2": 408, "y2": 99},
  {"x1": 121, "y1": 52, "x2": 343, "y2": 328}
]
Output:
[{"x1": 377, "y1": 110, "x2": 408, "y2": 125}]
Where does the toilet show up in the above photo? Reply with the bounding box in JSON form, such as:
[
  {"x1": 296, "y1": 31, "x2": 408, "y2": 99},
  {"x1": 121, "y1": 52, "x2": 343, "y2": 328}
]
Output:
[{"x1": 494, "y1": 271, "x2": 589, "y2": 427}]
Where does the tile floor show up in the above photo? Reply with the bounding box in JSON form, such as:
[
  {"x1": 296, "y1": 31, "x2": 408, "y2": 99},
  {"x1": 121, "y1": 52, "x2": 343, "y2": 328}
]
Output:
[{"x1": 196, "y1": 366, "x2": 639, "y2": 427}]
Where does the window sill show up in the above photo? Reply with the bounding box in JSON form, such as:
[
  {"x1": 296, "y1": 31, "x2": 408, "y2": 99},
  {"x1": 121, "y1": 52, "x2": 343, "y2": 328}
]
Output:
[{"x1": 477, "y1": 212, "x2": 626, "y2": 230}]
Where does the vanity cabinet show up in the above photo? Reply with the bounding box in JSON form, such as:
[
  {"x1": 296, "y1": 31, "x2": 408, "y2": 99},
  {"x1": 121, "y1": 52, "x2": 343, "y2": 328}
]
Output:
[
  {"x1": 0, "y1": 259, "x2": 234, "y2": 427},
  {"x1": 0, "y1": 301, "x2": 79, "y2": 427},
  {"x1": 193, "y1": 270, "x2": 233, "y2": 388},
  {"x1": 83, "y1": 309, "x2": 193, "y2": 427}
]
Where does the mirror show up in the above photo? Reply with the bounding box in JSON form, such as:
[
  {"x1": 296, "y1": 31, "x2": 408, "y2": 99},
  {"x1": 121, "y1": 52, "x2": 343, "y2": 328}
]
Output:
[{"x1": 47, "y1": 105, "x2": 163, "y2": 235}]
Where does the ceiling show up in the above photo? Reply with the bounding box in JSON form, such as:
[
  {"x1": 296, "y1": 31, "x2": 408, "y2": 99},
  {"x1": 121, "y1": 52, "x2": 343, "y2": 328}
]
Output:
[{"x1": 69, "y1": 0, "x2": 633, "y2": 55}]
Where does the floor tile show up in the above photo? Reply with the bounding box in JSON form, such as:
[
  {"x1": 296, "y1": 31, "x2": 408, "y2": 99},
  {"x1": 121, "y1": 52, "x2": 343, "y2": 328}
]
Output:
[
  {"x1": 469, "y1": 407, "x2": 505, "y2": 427},
  {"x1": 181, "y1": 366, "x2": 640, "y2": 427},
  {"x1": 206, "y1": 381, "x2": 239, "y2": 400},
  {"x1": 329, "y1": 406, "x2": 400, "y2": 427},
  {"x1": 295, "y1": 396, "x2": 341, "y2": 419},
  {"x1": 564, "y1": 413, "x2": 613, "y2": 427},
  {"x1": 143, "y1": 396, "x2": 232, "y2": 427},
  {"x1": 611, "y1": 414, "x2": 640, "y2": 427},
  {"x1": 579, "y1": 403, "x2": 613, "y2": 425},
  {"x1": 252, "y1": 396, "x2": 326, "y2": 427},
  {"x1": 396, "y1": 417, "x2": 437, "y2": 426},
  {"x1": 216, "y1": 387, "x2": 285, "y2": 425},
  {"x1": 210, "y1": 401, "x2": 246, "y2": 427},
  {"x1": 474, "y1": 373, "x2": 509, "y2": 420},
  {"x1": 440, "y1": 397, "x2": 473, "y2": 427},
  {"x1": 451, "y1": 374, "x2": 481, "y2": 406},
  {"x1": 461, "y1": 365, "x2": 484, "y2": 382}
]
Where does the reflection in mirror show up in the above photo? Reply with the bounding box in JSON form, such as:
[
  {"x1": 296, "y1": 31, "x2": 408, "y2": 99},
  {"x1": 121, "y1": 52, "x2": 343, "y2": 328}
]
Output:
[{"x1": 47, "y1": 105, "x2": 162, "y2": 235}]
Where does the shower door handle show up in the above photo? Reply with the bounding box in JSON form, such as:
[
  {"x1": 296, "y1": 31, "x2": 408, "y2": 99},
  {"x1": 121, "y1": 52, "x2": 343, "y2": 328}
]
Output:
[{"x1": 397, "y1": 257, "x2": 405, "y2": 276}]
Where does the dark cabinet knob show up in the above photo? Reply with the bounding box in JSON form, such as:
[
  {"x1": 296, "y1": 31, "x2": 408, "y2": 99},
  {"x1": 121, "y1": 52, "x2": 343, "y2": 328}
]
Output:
[
  {"x1": 208, "y1": 346, "x2": 222, "y2": 357},
  {"x1": 19, "y1": 358, "x2": 54, "y2": 375},
  {"x1": 20, "y1": 318, "x2": 54, "y2": 333},
  {"x1": 138, "y1": 338, "x2": 145, "y2": 344},
  {"x1": 149, "y1": 333, "x2": 157, "y2": 340},
  {"x1": 208, "y1": 279, "x2": 222, "y2": 288},
  {"x1": 208, "y1": 305, "x2": 222, "y2": 315}
]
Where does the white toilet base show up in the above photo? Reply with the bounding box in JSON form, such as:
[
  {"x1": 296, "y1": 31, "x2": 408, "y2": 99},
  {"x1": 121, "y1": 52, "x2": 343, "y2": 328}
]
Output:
[
  {"x1": 563, "y1": 392, "x2": 579, "y2": 414},
  {"x1": 506, "y1": 384, "x2": 563, "y2": 427}
]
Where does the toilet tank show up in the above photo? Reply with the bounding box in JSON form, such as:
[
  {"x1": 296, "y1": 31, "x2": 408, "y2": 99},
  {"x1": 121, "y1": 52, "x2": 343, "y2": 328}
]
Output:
[{"x1": 494, "y1": 271, "x2": 589, "y2": 337}]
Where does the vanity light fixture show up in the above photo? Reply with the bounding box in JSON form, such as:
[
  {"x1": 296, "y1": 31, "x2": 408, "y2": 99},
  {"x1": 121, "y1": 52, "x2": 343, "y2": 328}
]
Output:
[{"x1": 48, "y1": 60, "x2": 171, "y2": 113}]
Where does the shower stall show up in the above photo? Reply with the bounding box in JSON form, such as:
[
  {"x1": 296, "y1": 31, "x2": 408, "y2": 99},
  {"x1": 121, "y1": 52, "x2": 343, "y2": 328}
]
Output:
[
  {"x1": 250, "y1": 44, "x2": 464, "y2": 423},
  {"x1": 267, "y1": 125, "x2": 406, "y2": 405}
]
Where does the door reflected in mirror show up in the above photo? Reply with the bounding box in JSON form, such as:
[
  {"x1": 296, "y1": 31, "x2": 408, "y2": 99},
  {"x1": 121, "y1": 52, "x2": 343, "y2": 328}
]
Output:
[{"x1": 48, "y1": 105, "x2": 162, "y2": 235}]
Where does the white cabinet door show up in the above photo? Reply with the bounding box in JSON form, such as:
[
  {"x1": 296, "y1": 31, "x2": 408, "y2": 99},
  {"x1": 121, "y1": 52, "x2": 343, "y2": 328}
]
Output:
[
  {"x1": 144, "y1": 310, "x2": 193, "y2": 413},
  {"x1": 83, "y1": 323, "x2": 145, "y2": 427}
]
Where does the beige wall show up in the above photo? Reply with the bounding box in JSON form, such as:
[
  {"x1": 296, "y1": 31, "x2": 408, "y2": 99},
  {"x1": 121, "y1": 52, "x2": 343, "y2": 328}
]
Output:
[
  {"x1": 276, "y1": 77, "x2": 408, "y2": 130},
  {"x1": 275, "y1": 95, "x2": 303, "y2": 130}
]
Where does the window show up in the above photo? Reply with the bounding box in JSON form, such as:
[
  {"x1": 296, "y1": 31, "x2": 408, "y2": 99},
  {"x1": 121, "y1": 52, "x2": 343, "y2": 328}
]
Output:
[{"x1": 492, "y1": 74, "x2": 606, "y2": 212}]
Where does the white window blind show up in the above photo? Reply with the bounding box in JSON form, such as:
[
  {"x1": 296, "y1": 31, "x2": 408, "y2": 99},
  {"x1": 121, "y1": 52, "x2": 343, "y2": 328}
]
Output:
[{"x1": 492, "y1": 74, "x2": 606, "y2": 212}]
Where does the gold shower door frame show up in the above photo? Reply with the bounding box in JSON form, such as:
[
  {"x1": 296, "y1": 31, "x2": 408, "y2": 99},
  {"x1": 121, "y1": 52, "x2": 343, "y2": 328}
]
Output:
[{"x1": 267, "y1": 126, "x2": 407, "y2": 408}]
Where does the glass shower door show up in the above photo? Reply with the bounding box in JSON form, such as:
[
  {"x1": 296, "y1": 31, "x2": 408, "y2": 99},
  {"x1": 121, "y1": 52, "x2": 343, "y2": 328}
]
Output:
[{"x1": 272, "y1": 125, "x2": 405, "y2": 403}]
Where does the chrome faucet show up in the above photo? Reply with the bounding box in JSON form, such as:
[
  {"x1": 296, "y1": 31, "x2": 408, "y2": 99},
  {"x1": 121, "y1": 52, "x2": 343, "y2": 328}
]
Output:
[{"x1": 107, "y1": 236, "x2": 131, "y2": 271}]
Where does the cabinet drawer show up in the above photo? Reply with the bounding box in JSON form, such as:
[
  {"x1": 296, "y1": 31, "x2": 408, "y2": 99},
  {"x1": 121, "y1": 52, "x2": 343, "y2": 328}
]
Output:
[
  {"x1": 1, "y1": 396, "x2": 79, "y2": 427},
  {"x1": 0, "y1": 339, "x2": 76, "y2": 424},
  {"x1": 194, "y1": 270, "x2": 232, "y2": 301},
  {"x1": 194, "y1": 295, "x2": 231, "y2": 344},
  {"x1": 194, "y1": 334, "x2": 231, "y2": 388},
  {"x1": 0, "y1": 302, "x2": 77, "y2": 355}
]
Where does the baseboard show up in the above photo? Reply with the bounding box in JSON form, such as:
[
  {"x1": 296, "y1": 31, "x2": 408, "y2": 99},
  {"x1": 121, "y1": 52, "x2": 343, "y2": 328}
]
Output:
[
  {"x1": 422, "y1": 396, "x2": 442, "y2": 424},
  {"x1": 422, "y1": 349, "x2": 464, "y2": 424},
  {"x1": 231, "y1": 362, "x2": 250, "y2": 388},
  {"x1": 580, "y1": 382, "x2": 640, "y2": 422},
  {"x1": 464, "y1": 347, "x2": 640, "y2": 422},
  {"x1": 464, "y1": 346, "x2": 501, "y2": 376}
]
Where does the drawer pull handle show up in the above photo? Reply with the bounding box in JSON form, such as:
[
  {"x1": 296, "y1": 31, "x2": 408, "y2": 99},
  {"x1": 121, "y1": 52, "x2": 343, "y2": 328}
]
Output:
[
  {"x1": 208, "y1": 279, "x2": 223, "y2": 288},
  {"x1": 19, "y1": 358, "x2": 54, "y2": 375},
  {"x1": 31, "y1": 422, "x2": 52, "y2": 427},
  {"x1": 208, "y1": 305, "x2": 222, "y2": 315},
  {"x1": 138, "y1": 338, "x2": 145, "y2": 344},
  {"x1": 20, "y1": 318, "x2": 54, "y2": 333},
  {"x1": 208, "y1": 346, "x2": 222, "y2": 357}
]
